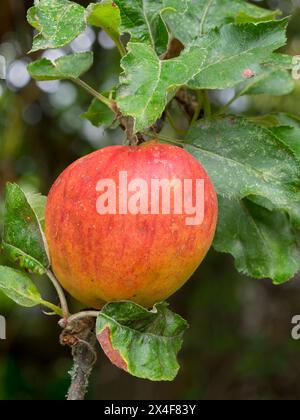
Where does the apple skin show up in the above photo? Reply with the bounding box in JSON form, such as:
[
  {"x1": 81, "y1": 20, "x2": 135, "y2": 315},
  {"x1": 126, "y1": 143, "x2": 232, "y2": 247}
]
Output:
[{"x1": 45, "y1": 141, "x2": 218, "y2": 308}]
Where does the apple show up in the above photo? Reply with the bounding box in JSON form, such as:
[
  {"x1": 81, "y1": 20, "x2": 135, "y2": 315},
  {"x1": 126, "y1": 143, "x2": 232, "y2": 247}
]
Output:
[{"x1": 45, "y1": 141, "x2": 218, "y2": 308}]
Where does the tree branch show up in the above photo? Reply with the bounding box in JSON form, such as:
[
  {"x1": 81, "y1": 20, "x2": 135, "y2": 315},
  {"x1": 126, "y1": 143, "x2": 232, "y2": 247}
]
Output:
[{"x1": 60, "y1": 317, "x2": 97, "y2": 401}]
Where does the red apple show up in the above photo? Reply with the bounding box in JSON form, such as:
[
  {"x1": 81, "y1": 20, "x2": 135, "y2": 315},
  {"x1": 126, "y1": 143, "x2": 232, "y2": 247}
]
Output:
[{"x1": 45, "y1": 141, "x2": 218, "y2": 308}]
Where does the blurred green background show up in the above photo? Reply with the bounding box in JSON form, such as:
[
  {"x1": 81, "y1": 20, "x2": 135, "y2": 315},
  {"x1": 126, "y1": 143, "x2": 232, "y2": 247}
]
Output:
[{"x1": 1, "y1": 0, "x2": 300, "y2": 400}]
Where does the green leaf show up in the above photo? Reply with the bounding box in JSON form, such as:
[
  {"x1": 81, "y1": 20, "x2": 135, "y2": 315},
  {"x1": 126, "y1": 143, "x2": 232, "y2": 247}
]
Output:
[
  {"x1": 269, "y1": 114, "x2": 300, "y2": 162},
  {"x1": 114, "y1": 0, "x2": 170, "y2": 55},
  {"x1": 247, "y1": 114, "x2": 283, "y2": 129},
  {"x1": 25, "y1": 192, "x2": 47, "y2": 231},
  {"x1": 241, "y1": 69, "x2": 294, "y2": 96},
  {"x1": 87, "y1": 1, "x2": 121, "y2": 46},
  {"x1": 96, "y1": 301, "x2": 188, "y2": 381},
  {"x1": 27, "y1": 0, "x2": 86, "y2": 52},
  {"x1": 189, "y1": 19, "x2": 288, "y2": 90},
  {"x1": 238, "y1": 55, "x2": 294, "y2": 96},
  {"x1": 185, "y1": 117, "x2": 300, "y2": 227},
  {"x1": 27, "y1": 52, "x2": 93, "y2": 81},
  {"x1": 0, "y1": 266, "x2": 43, "y2": 307},
  {"x1": 2, "y1": 183, "x2": 50, "y2": 275},
  {"x1": 162, "y1": 0, "x2": 281, "y2": 46},
  {"x1": 235, "y1": 10, "x2": 281, "y2": 24},
  {"x1": 184, "y1": 117, "x2": 300, "y2": 282},
  {"x1": 116, "y1": 43, "x2": 207, "y2": 131},
  {"x1": 81, "y1": 97, "x2": 115, "y2": 127},
  {"x1": 27, "y1": 6, "x2": 42, "y2": 30},
  {"x1": 214, "y1": 197, "x2": 300, "y2": 283},
  {"x1": 263, "y1": 53, "x2": 294, "y2": 70}
]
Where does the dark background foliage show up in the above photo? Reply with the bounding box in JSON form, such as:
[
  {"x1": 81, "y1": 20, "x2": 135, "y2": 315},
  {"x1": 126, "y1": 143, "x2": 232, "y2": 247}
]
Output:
[{"x1": 1, "y1": 0, "x2": 300, "y2": 400}]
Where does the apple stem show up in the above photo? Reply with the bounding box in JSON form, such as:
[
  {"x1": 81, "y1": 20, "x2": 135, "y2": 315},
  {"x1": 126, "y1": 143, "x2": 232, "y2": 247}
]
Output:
[
  {"x1": 46, "y1": 270, "x2": 70, "y2": 318},
  {"x1": 64, "y1": 311, "x2": 100, "y2": 327}
]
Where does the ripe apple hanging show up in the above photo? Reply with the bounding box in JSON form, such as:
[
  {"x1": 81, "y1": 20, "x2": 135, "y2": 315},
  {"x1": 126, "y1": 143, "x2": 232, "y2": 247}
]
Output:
[{"x1": 45, "y1": 141, "x2": 218, "y2": 308}]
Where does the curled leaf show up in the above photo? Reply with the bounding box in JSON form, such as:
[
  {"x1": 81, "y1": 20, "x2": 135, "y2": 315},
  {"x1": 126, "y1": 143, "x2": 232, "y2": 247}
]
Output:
[{"x1": 96, "y1": 301, "x2": 188, "y2": 381}]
